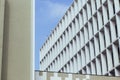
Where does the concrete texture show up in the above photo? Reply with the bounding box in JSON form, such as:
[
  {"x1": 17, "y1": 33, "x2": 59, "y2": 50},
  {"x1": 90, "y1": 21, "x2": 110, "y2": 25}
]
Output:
[
  {"x1": 0, "y1": 0, "x2": 33, "y2": 80},
  {"x1": 35, "y1": 71, "x2": 120, "y2": 80},
  {"x1": 0, "y1": 0, "x2": 5, "y2": 79}
]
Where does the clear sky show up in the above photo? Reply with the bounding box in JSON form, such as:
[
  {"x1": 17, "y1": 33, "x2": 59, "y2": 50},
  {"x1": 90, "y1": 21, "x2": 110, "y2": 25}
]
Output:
[{"x1": 35, "y1": 0, "x2": 73, "y2": 70}]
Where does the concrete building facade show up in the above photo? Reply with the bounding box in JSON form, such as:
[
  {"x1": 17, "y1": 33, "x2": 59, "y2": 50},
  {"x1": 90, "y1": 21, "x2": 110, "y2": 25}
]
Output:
[
  {"x1": 35, "y1": 71, "x2": 120, "y2": 80},
  {"x1": 0, "y1": 0, "x2": 33, "y2": 80},
  {"x1": 40, "y1": 0, "x2": 120, "y2": 76}
]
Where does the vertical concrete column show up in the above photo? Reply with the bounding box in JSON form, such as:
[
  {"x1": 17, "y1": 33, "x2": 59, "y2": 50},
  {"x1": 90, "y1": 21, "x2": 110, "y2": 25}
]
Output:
[
  {"x1": 1, "y1": 0, "x2": 33, "y2": 80},
  {"x1": 0, "y1": 0, "x2": 5, "y2": 79}
]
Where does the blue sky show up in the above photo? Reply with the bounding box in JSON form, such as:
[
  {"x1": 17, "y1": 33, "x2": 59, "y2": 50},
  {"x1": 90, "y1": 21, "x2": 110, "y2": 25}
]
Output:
[{"x1": 35, "y1": 0, "x2": 73, "y2": 70}]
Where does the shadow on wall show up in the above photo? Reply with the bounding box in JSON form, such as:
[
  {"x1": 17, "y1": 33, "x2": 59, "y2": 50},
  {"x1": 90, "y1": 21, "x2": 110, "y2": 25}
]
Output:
[{"x1": 2, "y1": 1, "x2": 9, "y2": 80}]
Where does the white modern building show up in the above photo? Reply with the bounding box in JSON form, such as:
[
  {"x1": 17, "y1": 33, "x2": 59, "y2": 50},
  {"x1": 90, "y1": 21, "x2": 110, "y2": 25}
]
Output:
[{"x1": 40, "y1": 0, "x2": 120, "y2": 76}]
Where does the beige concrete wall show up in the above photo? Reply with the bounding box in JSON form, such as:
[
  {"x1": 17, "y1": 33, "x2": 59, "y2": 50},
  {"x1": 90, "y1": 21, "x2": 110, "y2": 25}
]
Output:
[
  {"x1": 35, "y1": 71, "x2": 120, "y2": 80},
  {"x1": 0, "y1": 0, "x2": 33, "y2": 80},
  {"x1": 0, "y1": 0, "x2": 5, "y2": 79}
]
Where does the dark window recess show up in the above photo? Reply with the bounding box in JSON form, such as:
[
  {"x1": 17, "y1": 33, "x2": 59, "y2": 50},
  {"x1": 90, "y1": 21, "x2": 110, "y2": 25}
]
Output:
[
  {"x1": 115, "y1": 20, "x2": 118, "y2": 37},
  {"x1": 108, "y1": 26, "x2": 112, "y2": 42},
  {"x1": 95, "y1": 0, "x2": 97, "y2": 10},
  {"x1": 106, "y1": 5, "x2": 109, "y2": 20},
  {"x1": 112, "y1": 1, "x2": 115, "y2": 14},
  {"x1": 118, "y1": 46, "x2": 120, "y2": 62}
]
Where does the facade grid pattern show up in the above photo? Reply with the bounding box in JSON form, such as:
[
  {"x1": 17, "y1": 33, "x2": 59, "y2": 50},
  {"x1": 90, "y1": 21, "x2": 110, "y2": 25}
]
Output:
[{"x1": 40, "y1": 0, "x2": 120, "y2": 76}]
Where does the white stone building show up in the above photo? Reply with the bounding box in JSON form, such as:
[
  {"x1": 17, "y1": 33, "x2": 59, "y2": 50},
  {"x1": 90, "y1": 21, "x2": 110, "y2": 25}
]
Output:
[{"x1": 40, "y1": 0, "x2": 120, "y2": 76}]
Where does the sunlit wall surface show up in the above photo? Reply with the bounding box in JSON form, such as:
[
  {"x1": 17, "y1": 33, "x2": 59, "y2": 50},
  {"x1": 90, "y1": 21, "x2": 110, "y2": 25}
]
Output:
[{"x1": 40, "y1": 0, "x2": 120, "y2": 76}]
